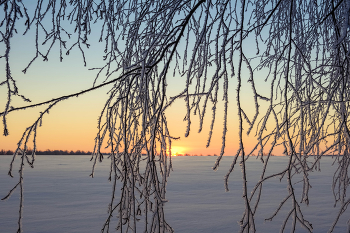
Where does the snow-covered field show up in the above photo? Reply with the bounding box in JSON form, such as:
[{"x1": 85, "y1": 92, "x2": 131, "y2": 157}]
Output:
[{"x1": 0, "y1": 156, "x2": 349, "y2": 232}]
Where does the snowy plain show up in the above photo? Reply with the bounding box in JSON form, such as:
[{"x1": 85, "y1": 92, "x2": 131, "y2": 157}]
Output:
[{"x1": 0, "y1": 155, "x2": 349, "y2": 232}]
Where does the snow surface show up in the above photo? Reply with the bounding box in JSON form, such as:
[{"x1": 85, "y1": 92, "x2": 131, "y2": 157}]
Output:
[{"x1": 0, "y1": 156, "x2": 348, "y2": 232}]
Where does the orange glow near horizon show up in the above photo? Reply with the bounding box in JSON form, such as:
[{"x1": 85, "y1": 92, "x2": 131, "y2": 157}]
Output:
[
  {"x1": 0, "y1": 44, "x2": 285, "y2": 156},
  {"x1": 170, "y1": 146, "x2": 187, "y2": 156}
]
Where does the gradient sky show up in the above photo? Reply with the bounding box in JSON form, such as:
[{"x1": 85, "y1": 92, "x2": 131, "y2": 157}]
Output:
[{"x1": 0, "y1": 3, "x2": 280, "y2": 156}]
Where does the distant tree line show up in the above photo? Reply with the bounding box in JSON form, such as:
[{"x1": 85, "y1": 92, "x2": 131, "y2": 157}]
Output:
[
  {"x1": 0, "y1": 149, "x2": 92, "y2": 155},
  {"x1": 175, "y1": 153, "x2": 219, "y2": 157}
]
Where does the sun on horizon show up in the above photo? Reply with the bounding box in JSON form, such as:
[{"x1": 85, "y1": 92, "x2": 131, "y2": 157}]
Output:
[{"x1": 170, "y1": 146, "x2": 187, "y2": 156}]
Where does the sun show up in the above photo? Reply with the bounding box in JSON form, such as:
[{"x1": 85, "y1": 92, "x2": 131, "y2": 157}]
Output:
[{"x1": 170, "y1": 146, "x2": 186, "y2": 156}]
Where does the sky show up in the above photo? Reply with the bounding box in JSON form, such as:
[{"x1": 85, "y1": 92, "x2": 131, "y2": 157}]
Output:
[{"x1": 0, "y1": 2, "x2": 280, "y2": 156}]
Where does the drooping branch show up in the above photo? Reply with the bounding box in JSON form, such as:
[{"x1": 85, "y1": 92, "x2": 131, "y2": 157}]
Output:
[{"x1": 1, "y1": 0, "x2": 350, "y2": 232}]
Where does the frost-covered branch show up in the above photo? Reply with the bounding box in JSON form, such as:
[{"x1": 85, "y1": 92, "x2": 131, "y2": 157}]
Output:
[{"x1": 2, "y1": 0, "x2": 350, "y2": 232}]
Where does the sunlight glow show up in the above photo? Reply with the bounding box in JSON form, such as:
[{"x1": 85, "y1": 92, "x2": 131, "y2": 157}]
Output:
[{"x1": 170, "y1": 146, "x2": 186, "y2": 156}]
